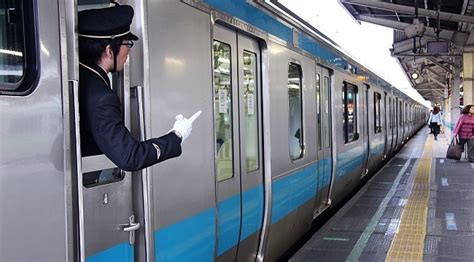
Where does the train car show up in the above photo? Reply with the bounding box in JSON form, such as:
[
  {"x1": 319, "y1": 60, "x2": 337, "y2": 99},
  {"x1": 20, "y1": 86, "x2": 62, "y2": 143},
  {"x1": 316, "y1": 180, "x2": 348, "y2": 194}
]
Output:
[{"x1": 0, "y1": 0, "x2": 429, "y2": 261}]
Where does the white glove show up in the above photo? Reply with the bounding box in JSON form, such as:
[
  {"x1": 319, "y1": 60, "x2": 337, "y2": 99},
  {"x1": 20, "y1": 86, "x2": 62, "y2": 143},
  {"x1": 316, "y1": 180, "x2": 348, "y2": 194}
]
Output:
[{"x1": 171, "y1": 110, "x2": 201, "y2": 142}]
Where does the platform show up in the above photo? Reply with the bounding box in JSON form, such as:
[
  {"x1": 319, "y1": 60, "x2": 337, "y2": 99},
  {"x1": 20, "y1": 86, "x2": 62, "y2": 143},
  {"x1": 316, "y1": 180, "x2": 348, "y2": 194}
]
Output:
[{"x1": 290, "y1": 128, "x2": 474, "y2": 261}]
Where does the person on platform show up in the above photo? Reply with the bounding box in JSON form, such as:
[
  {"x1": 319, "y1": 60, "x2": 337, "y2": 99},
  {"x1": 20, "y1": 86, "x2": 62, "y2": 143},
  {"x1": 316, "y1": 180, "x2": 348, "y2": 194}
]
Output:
[
  {"x1": 453, "y1": 105, "x2": 474, "y2": 161},
  {"x1": 427, "y1": 106, "x2": 442, "y2": 140}
]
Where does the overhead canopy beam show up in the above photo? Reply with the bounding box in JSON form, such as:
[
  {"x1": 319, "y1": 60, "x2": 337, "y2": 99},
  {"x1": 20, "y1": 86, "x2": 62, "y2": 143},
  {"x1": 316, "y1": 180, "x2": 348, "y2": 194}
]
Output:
[
  {"x1": 415, "y1": 81, "x2": 437, "y2": 89},
  {"x1": 425, "y1": 66, "x2": 445, "y2": 78},
  {"x1": 341, "y1": 0, "x2": 474, "y2": 24},
  {"x1": 438, "y1": 57, "x2": 457, "y2": 68},
  {"x1": 426, "y1": 57, "x2": 453, "y2": 74},
  {"x1": 429, "y1": 76, "x2": 448, "y2": 88},
  {"x1": 356, "y1": 15, "x2": 456, "y2": 40}
]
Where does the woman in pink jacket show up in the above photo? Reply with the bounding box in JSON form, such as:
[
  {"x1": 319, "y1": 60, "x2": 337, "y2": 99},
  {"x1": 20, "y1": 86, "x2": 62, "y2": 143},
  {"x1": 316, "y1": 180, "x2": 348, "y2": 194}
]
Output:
[{"x1": 453, "y1": 105, "x2": 474, "y2": 160}]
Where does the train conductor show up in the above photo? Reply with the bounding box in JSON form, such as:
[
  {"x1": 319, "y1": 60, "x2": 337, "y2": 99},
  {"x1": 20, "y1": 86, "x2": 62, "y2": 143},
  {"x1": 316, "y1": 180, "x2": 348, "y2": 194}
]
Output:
[{"x1": 78, "y1": 4, "x2": 201, "y2": 171}]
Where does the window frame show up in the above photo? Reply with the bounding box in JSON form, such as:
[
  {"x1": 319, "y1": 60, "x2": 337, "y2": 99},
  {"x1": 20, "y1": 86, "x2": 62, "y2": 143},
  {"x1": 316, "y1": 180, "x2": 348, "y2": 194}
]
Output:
[
  {"x1": 373, "y1": 92, "x2": 382, "y2": 133},
  {"x1": 0, "y1": 0, "x2": 39, "y2": 95},
  {"x1": 316, "y1": 73, "x2": 322, "y2": 150},
  {"x1": 399, "y1": 101, "x2": 403, "y2": 126},
  {"x1": 342, "y1": 81, "x2": 358, "y2": 143},
  {"x1": 213, "y1": 40, "x2": 235, "y2": 182},
  {"x1": 323, "y1": 75, "x2": 331, "y2": 149},
  {"x1": 242, "y1": 49, "x2": 259, "y2": 172},
  {"x1": 288, "y1": 61, "x2": 304, "y2": 161}
]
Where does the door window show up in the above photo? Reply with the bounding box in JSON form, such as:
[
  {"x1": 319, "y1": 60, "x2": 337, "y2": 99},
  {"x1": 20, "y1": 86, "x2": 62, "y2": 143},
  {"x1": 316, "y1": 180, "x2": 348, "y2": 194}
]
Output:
[
  {"x1": 316, "y1": 73, "x2": 321, "y2": 150},
  {"x1": 243, "y1": 50, "x2": 259, "y2": 172},
  {"x1": 288, "y1": 62, "x2": 303, "y2": 160},
  {"x1": 323, "y1": 76, "x2": 331, "y2": 148},
  {"x1": 213, "y1": 40, "x2": 234, "y2": 181},
  {"x1": 374, "y1": 92, "x2": 382, "y2": 133},
  {"x1": 343, "y1": 82, "x2": 358, "y2": 143}
]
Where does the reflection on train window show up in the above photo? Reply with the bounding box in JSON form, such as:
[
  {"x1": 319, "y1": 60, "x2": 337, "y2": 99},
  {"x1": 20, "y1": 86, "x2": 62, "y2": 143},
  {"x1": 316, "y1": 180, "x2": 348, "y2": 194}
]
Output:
[
  {"x1": 83, "y1": 168, "x2": 124, "y2": 187},
  {"x1": 243, "y1": 50, "x2": 259, "y2": 172},
  {"x1": 316, "y1": 73, "x2": 322, "y2": 150},
  {"x1": 288, "y1": 62, "x2": 303, "y2": 160},
  {"x1": 342, "y1": 82, "x2": 358, "y2": 143},
  {"x1": 213, "y1": 40, "x2": 234, "y2": 182},
  {"x1": 0, "y1": 1, "x2": 25, "y2": 90},
  {"x1": 374, "y1": 92, "x2": 382, "y2": 133},
  {"x1": 323, "y1": 76, "x2": 331, "y2": 148}
]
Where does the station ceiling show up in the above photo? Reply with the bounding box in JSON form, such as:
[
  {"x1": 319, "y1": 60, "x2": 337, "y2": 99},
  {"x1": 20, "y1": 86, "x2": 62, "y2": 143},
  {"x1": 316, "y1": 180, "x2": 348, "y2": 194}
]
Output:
[{"x1": 340, "y1": 0, "x2": 474, "y2": 104}]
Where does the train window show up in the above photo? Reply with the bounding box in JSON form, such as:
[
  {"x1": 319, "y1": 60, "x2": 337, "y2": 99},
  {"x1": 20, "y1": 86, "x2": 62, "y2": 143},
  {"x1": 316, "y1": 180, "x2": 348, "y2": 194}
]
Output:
[
  {"x1": 388, "y1": 97, "x2": 392, "y2": 128},
  {"x1": 213, "y1": 40, "x2": 234, "y2": 182},
  {"x1": 323, "y1": 76, "x2": 331, "y2": 148},
  {"x1": 374, "y1": 92, "x2": 382, "y2": 133},
  {"x1": 405, "y1": 104, "x2": 408, "y2": 123},
  {"x1": 83, "y1": 168, "x2": 124, "y2": 188},
  {"x1": 0, "y1": 0, "x2": 37, "y2": 94},
  {"x1": 399, "y1": 101, "x2": 403, "y2": 126},
  {"x1": 393, "y1": 100, "x2": 396, "y2": 129},
  {"x1": 243, "y1": 50, "x2": 259, "y2": 172},
  {"x1": 316, "y1": 73, "x2": 322, "y2": 150},
  {"x1": 342, "y1": 82, "x2": 358, "y2": 143},
  {"x1": 288, "y1": 62, "x2": 303, "y2": 160}
]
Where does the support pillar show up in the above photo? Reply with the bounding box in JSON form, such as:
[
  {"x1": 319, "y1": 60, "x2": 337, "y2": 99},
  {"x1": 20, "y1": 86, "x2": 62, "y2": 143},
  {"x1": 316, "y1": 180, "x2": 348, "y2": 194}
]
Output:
[
  {"x1": 449, "y1": 58, "x2": 461, "y2": 134},
  {"x1": 463, "y1": 52, "x2": 474, "y2": 105}
]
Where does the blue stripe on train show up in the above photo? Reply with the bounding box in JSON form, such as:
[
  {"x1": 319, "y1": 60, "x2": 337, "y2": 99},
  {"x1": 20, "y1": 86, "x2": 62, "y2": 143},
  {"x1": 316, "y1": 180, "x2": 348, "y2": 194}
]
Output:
[
  {"x1": 216, "y1": 185, "x2": 264, "y2": 255},
  {"x1": 217, "y1": 193, "x2": 240, "y2": 255},
  {"x1": 154, "y1": 208, "x2": 215, "y2": 261},
  {"x1": 271, "y1": 163, "x2": 318, "y2": 223},
  {"x1": 202, "y1": 0, "x2": 293, "y2": 43},
  {"x1": 86, "y1": 157, "x2": 336, "y2": 261},
  {"x1": 86, "y1": 242, "x2": 133, "y2": 262},
  {"x1": 336, "y1": 146, "x2": 364, "y2": 179}
]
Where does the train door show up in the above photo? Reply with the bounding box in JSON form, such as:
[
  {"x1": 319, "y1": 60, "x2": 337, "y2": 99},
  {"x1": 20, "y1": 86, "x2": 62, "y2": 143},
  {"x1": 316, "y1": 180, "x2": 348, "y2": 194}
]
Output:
[
  {"x1": 394, "y1": 97, "x2": 399, "y2": 149},
  {"x1": 314, "y1": 67, "x2": 332, "y2": 213},
  {"x1": 320, "y1": 69, "x2": 333, "y2": 205},
  {"x1": 213, "y1": 25, "x2": 264, "y2": 261},
  {"x1": 387, "y1": 96, "x2": 394, "y2": 156},
  {"x1": 362, "y1": 84, "x2": 370, "y2": 177},
  {"x1": 382, "y1": 93, "x2": 388, "y2": 160},
  {"x1": 73, "y1": 3, "x2": 139, "y2": 261}
]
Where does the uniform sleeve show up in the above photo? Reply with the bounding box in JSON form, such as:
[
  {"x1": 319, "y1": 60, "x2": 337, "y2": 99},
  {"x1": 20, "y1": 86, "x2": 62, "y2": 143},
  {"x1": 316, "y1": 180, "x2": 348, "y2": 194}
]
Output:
[{"x1": 90, "y1": 93, "x2": 182, "y2": 171}]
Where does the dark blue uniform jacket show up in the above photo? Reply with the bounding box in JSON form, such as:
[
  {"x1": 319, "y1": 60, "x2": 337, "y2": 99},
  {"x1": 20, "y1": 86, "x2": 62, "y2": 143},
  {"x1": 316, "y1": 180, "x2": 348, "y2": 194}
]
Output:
[{"x1": 79, "y1": 63, "x2": 182, "y2": 171}]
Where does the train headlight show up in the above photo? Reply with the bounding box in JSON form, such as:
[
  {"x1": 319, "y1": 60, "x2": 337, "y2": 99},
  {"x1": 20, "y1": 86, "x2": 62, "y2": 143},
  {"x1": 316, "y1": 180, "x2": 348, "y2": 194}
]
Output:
[{"x1": 411, "y1": 71, "x2": 419, "y2": 80}]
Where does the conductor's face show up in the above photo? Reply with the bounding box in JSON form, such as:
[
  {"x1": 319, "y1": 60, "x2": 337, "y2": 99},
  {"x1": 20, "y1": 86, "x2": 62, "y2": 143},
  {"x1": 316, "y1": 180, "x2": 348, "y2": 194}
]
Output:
[{"x1": 116, "y1": 40, "x2": 133, "y2": 71}]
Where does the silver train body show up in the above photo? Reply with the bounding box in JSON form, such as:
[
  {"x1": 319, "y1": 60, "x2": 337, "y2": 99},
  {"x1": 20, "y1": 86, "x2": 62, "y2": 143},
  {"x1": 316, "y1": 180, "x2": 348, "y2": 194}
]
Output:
[{"x1": 0, "y1": 1, "x2": 428, "y2": 261}]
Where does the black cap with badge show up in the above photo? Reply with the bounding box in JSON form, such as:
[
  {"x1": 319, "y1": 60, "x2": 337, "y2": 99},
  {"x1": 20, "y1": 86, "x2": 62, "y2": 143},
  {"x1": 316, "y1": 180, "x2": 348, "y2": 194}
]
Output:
[{"x1": 78, "y1": 5, "x2": 139, "y2": 41}]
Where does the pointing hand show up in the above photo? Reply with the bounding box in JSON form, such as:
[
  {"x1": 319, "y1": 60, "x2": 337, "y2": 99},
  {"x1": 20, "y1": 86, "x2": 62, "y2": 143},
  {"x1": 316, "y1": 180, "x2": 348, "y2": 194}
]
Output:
[{"x1": 171, "y1": 110, "x2": 202, "y2": 142}]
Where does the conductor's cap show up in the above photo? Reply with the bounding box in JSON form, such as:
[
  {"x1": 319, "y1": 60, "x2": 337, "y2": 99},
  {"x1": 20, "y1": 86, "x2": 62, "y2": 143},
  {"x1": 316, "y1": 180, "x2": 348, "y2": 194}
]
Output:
[{"x1": 78, "y1": 5, "x2": 139, "y2": 41}]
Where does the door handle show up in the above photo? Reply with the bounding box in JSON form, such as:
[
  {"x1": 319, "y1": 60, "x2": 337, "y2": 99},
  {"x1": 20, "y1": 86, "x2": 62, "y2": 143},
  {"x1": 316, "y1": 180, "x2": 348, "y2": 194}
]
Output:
[
  {"x1": 123, "y1": 221, "x2": 140, "y2": 232},
  {"x1": 121, "y1": 215, "x2": 140, "y2": 245}
]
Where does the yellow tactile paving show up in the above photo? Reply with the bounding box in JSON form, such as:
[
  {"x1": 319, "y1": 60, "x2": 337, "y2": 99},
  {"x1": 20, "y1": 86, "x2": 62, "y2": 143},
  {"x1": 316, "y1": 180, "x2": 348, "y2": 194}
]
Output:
[{"x1": 386, "y1": 137, "x2": 433, "y2": 262}]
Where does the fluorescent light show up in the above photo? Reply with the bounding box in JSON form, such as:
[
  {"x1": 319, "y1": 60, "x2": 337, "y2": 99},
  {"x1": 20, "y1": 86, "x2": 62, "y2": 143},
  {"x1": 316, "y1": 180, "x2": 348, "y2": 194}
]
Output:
[{"x1": 0, "y1": 49, "x2": 22, "y2": 57}]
